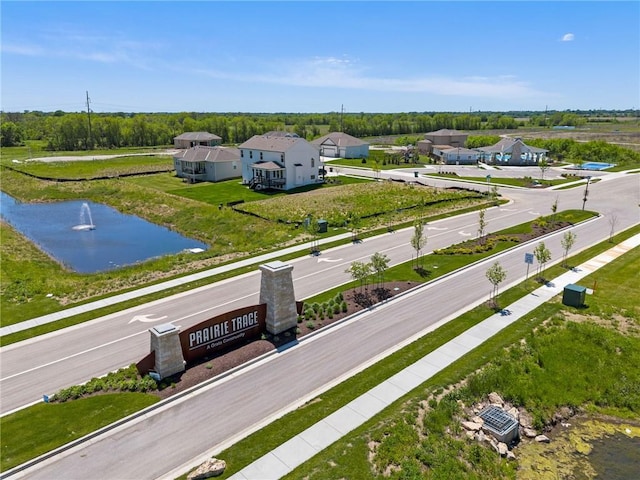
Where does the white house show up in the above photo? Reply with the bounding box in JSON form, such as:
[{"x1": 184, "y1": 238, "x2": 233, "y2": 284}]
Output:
[
  {"x1": 311, "y1": 132, "x2": 369, "y2": 159},
  {"x1": 239, "y1": 132, "x2": 321, "y2": 191},
  {"x1": 173, "y1": 146, "x2": 241, "y2": 183},
  {"x1": 433, "y1": 146, "x2": 480, "y2": 165}
]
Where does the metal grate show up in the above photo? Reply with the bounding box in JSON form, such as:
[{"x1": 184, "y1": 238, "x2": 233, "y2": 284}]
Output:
[{"x1": 479, "y1": 405, "x2": 518, "y2": 435}]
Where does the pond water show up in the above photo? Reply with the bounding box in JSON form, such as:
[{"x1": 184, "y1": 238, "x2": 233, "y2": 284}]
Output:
[
  {"x1": 589, "y1": 432, "x2": 640, "y2": 479},
  {"x1": 0, "y1": 192, "x2": 208, "y2": 273}
]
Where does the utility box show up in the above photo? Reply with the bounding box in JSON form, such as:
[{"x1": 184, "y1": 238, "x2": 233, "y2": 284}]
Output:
[
  {"x1": 317, "y1": 219, "x2": 328, "y2": 233},
  {"x1": 563, "y1": 284, "x2": 586, "y2": 307}
]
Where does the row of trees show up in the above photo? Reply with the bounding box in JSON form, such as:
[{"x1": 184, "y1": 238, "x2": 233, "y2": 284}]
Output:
[{"x1": 0, "y1": 111, "x2": 526, "y2": 150}]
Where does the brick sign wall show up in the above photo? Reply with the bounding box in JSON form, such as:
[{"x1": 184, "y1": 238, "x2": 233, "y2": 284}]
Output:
[{"x1": 180, "y1": 304, "x2": 266, "y2": 363}]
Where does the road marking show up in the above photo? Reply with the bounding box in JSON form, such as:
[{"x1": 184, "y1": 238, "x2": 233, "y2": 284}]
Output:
[
  {"x1": 0, "y1": 331, "x2": 146, "y2": 382},
  {"x1": 458, "y1": 231, "x2": 472, "y2": 236},
  {"x1": 317, "y1": 257, "x2": 343, "y2": 263},
  {"x1": 427, "y1": 226, "x2": 448, "y2": 231},
  {"x1": 529, "y1": 211, "x2": 541, "y2": 215},
  {"x1": 128, "y1": 314, "x2": 168, "y2": 324}
]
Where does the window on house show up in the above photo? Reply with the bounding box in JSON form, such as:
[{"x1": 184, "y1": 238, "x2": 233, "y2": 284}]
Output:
[
  {"x1": 250, "y1": 151, "x2": 253, "y2": 159},
  {"x1": 311, "y1": 158, "x2": 315, "y2": 167},
  {"x1": 281, "y1": 153, "x2": 284, "y2": 162},
  {"x1": 241, "y1": 150, "x2": 244, "y2": 158},
  {"x1": 311, "y1": 174, "x2": 316, "y2": 179},
  {"x1": 260, "y1": 152, "x2": 263, "y2": 160}
]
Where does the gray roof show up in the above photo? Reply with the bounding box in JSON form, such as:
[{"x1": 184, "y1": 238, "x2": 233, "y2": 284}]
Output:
[
  {"x1": 239, "y1": 133, "x2": 310, "y2": 153},
  {"x1": 310, "y1": 132, "x2": 368, "y2": 148},
  {"x1": 440, "y1": 147, "x2": 479, "y2": 155},
  {"x1": 174, "y1": 132, "x2": 222, "y2": 141},
  {"x1": 426, "y1": 128, "x2": 467, "y2": 136},
  {"x1": 174, "y1": 146, "x2": 240, "y2": 162},
  {"x1": 477, "y1": 137, "x2": 547, "y2": 154}
]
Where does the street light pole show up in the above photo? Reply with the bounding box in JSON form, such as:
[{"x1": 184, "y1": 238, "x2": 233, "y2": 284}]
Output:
[{"x1": 582, "y1": 176, "x2": 592, "y2": 211}]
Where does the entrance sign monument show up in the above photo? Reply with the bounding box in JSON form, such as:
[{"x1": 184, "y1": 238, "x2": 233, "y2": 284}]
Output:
[
  {"x1": 149, "y1": 323, "x2": 186, "y2": 379},
  {"x1": 141, "y1": 261, "x2": 297, "y2": 378},
  {"x1": 259, "y1": 260, "x2": 298, "y2": 335}
]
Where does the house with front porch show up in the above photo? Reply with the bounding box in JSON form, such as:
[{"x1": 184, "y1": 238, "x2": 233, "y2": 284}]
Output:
[
  {"x1": 239, "y1": 132, "x2": 321, "y2": 191},
  {"x1": 173, "y1": 146, "x2": 241, "y2": 183}
]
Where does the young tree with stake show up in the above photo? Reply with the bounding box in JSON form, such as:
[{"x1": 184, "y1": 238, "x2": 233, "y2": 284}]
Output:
[
  {"x1": 534, "y1": 241, "x2": 552, "y2": 281},
  {"x1": 561, "y1": 231, "x2": 577, "y2": 267},
  {"x1": 410, "y1": 219, "x2": 427, "y2": 270},
  {"x1": 486, "y1": 261, "x2": 507, "y2": 307}
]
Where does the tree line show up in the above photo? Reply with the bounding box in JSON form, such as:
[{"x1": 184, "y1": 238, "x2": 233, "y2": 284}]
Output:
[{"x1": 2, "y1": 110, "x2": 639, "y2": 152}]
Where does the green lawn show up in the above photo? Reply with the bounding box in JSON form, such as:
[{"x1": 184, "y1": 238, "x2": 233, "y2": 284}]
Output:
[{"x1": 0, "y1": 393, "x2": 159, "y2": 472}]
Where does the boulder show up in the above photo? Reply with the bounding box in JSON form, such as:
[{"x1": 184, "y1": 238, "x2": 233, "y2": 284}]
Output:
[
  {"x1": 498, "y1": 442, "x2": 508, "y2": 456},
  {"x1": 475, "y1": 430, "x2": 486, "y2": 443},
  {"x1": 523, "y1": 427, "x2": 538, "y2": 438},
  {"x1": 506, "y1": 450, "x2": 517, "y2": 461},
  {"x1": 535, "y1": 434, "x2": 551, "y2": 443},
  {"x1": 488, "y1": 392, "x2": 504, "y2": 406},
  {"x1": 471, "y1": 415, "x2": 484, "y2": 425},
  {"x1": 461, "y1": 421, "x2": 483, "y2": 432},
  {"x1": 187, "y1": 458, "x2": 226, "y2": 480},
  {"x1": 507, "y1": 407, "x2": 519, "y2": 420}
]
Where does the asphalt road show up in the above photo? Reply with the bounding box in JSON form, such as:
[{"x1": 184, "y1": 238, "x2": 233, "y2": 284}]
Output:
[{"x1": 1, "y1": 172, "x2": 638, "y2": 479}]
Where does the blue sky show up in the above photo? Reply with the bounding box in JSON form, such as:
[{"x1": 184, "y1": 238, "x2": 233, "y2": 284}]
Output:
[{"x1": 2, "y1": 1, "x2": 638, "y2": 113}]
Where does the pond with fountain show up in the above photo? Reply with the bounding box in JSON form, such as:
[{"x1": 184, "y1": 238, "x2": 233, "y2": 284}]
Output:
[{"x1": 0, "y1": 191, "x2": 208, "y2": 274}]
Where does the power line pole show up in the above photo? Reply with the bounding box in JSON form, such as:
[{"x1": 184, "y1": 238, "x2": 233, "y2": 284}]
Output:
[
  {"x1": 340, "y1": 104, "x2": 344, "y2": 132},
  {"x1": 86, "y1": 91, "x2": 93, "y2": 150}
]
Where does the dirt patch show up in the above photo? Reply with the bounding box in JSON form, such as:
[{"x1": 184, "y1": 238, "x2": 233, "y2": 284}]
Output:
[{"x1": 153, "y1": 281, "x2": 420, "y2": 400}]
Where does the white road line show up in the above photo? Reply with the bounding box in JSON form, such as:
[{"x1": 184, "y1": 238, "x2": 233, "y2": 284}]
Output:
[{"x1": 0, "y1": 331, "x2": 146, "y2": 382}]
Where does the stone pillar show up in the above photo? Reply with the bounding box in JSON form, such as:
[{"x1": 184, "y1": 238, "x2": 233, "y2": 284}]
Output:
[
  {"x1": 149, "y1": 323, "x2": 185, "y2": 379},
  {"x1": 259, "y1": 260, "x2": 297, "y2": 335}
]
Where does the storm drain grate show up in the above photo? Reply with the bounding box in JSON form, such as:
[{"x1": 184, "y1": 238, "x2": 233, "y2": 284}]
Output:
[{"x1": 479, "y1": 405, "x2": 519, "y2": 442}]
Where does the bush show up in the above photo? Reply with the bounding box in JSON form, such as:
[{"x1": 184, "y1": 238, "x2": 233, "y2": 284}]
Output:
[
  {"x1": 341, "y1": 301, "x2": 348, "y2": 312},
  {"x1": 306, "y1": 321, "x2": 315, "y2": 330},
  {"x1": 333, "y1": 304, "x2": 341, "y2": 314}
]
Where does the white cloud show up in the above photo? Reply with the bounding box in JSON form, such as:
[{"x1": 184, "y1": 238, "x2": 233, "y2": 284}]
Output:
[
  {"x1": 561, "y1": 33, "x2": 575, "y2": 42},
  {"x1": 1, "y1": 43, "x2": 45, "y2": 56}
]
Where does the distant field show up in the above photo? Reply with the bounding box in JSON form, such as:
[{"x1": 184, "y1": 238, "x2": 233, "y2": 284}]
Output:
[{"x1": 3, "y1": 155, "x2": 173, "y2": 179}]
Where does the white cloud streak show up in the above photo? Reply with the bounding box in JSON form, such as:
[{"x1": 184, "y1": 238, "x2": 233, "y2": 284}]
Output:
[{"x1": 561, "y1": 33, "x2": 575, "y2": 42}]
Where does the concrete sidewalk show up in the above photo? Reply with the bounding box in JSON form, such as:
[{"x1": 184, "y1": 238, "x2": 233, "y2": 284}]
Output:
[{"x1": 227, "y1": 234, "x2": 640, "y2": 480}]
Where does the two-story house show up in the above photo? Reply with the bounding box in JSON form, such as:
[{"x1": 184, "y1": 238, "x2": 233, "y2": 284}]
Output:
[{"x1": 239, "y1": 132, "x2": 321, "y2": 191}]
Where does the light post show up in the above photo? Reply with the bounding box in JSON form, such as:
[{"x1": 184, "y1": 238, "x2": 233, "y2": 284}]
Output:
[
  {"x1": 486, "y1": 174, "x2": 491, "y2": 196},
  {"x1": 582, "y1": 176, "x2": 592, "y2": 211}
]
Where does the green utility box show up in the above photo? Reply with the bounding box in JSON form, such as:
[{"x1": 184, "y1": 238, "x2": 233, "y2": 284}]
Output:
[
  {"x1": 562, "y1": 284, "x2": 586, "y2": 307},
  {"x1": 317, "y1": 219, "x2": 328, "y2": 233}
]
